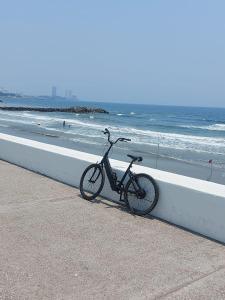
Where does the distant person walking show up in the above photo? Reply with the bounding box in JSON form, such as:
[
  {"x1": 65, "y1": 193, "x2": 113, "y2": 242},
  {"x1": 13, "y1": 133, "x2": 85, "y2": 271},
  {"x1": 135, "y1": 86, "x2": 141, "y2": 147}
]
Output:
[{"x1": 63, "y1": 120, "x2": 66, "y2": 127}]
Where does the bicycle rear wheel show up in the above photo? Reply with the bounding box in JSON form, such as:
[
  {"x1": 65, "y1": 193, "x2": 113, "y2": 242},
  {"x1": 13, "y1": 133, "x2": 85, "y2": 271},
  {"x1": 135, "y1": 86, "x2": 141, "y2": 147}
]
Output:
[
  {"x1": 80, "y1": 164, "x2": 105, "y2": 200},
  {"x1": 124, "y1": 173, "x2": 159, "y2": 215}
]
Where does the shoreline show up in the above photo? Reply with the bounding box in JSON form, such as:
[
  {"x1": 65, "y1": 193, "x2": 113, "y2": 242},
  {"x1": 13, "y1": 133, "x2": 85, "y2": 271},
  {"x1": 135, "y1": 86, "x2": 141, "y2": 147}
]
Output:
[{"x1": 0, "y1": 125, "x2": 224, "y2": 185}]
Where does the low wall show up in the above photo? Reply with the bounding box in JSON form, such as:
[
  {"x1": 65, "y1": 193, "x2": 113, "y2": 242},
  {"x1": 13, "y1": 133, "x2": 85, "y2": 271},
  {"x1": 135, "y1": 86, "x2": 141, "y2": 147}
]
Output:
[{"x1": 0, "y1": 132, "x2": 225, "y2": 243}]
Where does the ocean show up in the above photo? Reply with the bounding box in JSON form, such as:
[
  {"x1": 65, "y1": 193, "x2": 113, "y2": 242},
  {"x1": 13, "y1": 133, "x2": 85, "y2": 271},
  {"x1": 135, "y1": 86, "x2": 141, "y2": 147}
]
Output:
[{"x1": 0, "y1": 97, "x2": 225, "y2": 183}]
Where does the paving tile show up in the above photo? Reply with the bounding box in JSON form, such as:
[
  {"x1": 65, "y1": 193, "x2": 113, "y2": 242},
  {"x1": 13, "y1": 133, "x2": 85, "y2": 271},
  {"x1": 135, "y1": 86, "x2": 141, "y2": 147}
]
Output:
[{"x1": 0, "y1": 160, "x2": 225, "y2": 299}]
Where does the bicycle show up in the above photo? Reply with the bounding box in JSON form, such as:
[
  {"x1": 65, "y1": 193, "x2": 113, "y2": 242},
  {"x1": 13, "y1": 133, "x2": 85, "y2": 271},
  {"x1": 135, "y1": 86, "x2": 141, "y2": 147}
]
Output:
[{"x1": 80, "y1": 128, "x2": 159, "y2": 215}]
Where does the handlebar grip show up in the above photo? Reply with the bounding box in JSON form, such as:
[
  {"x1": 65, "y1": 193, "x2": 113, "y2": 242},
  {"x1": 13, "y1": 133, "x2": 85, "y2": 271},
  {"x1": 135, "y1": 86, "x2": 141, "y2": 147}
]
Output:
[
  {"x1": 102, "y1": 128, "x2": 110, "y2": 135},
  {"x1": 119, "y1": 138, "x2": 131, "y2": 142}
]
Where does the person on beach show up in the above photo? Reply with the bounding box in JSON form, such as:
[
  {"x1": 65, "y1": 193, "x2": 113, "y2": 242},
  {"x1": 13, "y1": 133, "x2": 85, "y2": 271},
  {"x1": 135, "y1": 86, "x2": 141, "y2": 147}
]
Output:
[{"x1": 63, "y1": 120, "x2": 66, "y2": 127}]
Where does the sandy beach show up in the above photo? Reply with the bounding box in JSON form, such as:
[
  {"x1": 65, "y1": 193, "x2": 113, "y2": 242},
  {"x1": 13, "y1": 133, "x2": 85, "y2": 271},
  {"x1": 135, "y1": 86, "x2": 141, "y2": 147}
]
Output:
[{"x1": 0, "y1": 124, "x2": 224, "y2": 185}]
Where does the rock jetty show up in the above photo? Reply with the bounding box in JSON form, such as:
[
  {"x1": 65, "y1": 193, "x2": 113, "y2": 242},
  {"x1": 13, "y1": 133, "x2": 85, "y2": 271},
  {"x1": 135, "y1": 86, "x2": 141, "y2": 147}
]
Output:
[{"x1": 0, "y1": 106, "x2": 108, "y2": 114}]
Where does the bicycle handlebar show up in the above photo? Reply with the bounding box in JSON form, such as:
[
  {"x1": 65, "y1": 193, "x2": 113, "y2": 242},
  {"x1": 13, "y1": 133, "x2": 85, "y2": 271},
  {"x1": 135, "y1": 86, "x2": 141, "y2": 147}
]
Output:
[
  {"x1": 118, "y1": 138, "x2": 131, "y2": 142},
  {"x1": 102, "y1": 128, "x2": 131, "y2": 144},
  {"x1": 102, "y1": 128, "x2": 110, "y2": 135},
  {"x1": 102, "y1": 128, "x2": 111, "y2": 143}
]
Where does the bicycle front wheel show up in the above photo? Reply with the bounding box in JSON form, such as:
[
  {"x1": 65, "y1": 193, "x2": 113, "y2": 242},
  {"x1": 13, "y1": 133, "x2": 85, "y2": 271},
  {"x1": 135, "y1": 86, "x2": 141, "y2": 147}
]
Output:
[
  {"x1": 124, "y1": 173, "x2": 159, "y2": 215},
  {"x1": 80, "y1": 164, "x2": 105, "y2": 200}
]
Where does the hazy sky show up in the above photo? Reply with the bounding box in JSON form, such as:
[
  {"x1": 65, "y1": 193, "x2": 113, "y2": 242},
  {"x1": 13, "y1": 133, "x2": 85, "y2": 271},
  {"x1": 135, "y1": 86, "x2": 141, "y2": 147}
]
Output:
[{"x1": 0, "y1": 0, "x2": 225, "y2": 106}]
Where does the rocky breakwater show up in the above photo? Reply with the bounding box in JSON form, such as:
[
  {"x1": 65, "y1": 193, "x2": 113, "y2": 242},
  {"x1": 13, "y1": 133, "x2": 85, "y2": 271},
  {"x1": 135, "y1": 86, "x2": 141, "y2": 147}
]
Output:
[{"x1": 0, "y1": 106, "x2": 109, "y2": 114}]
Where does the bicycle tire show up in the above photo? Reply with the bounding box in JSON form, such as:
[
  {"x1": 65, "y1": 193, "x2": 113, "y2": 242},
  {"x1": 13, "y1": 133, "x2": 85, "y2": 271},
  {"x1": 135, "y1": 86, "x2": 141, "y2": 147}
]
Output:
[
  {"x1": 80, "y1": 164, "x2": 105, "y2": 201},
  {"x1": 124, "y1": 173, "x2": 159, "y2": 215}
]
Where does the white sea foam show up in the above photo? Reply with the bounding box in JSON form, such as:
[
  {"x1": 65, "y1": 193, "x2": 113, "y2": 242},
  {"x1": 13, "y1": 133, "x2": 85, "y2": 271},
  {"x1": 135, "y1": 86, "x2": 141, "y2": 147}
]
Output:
[
  {"x1": 0, "y1": 111, "x2": 25, "y2": 118},
  {"x1": 179, "y1": 123, "x2": 225, "y2": 131},
  {"x1": 21, "y1": 112, "x2": 54, "y2": 121},
  {"x1": 113, "y1": 126, "x2": 224, "y2": 144},
  {"x1": 0, "y1": 117, "x2": 36, "y2": 125},
  {"x1": 41, "y1": 119, "x2": 225, "y2": 150},
  {"x1": 206, "y1": 124, "x2": 225, "y2": 131},
  {"x1": 1, "y1": 109, "x2": 224, "y2": 155},
  {"x1": 0, "y1": 111, "x2": 53, "y2": 123},
  {"x1": 70, "y1": 138, "x2": 100, "y2": 145},
  {"x1": 56, "y1": 118, "x2": 103, "y2": 129},
  {"x1": 64, "y1": 122, "x2": 225, "y2": 153}
]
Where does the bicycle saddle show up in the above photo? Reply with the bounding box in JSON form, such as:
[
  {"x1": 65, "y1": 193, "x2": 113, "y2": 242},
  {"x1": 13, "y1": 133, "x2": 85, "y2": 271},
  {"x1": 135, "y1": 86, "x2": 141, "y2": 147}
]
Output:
[{"x1": 127, "y1": 154, "x2": 143, "y2": 162}]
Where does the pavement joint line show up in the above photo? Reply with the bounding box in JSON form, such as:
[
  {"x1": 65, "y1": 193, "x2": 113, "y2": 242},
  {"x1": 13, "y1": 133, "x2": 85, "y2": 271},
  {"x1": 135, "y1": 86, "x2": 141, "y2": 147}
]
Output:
[
  {"x1": 48, "y1": 195, "x2": 78, "y2": 203},
  {"x1": 0, "y1": 195, "x2": 77, "y2": 208},
  {"x1": 156, "y1": 265, "x2": 225, "y2": 299}
]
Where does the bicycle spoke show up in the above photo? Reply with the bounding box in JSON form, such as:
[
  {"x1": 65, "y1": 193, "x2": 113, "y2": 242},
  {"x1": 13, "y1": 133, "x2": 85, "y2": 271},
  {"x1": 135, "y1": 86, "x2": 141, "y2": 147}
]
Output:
[
  {"x1": 125, "y1": 174, "x2": 158, "y2": 215},
  {"x1": 80, "y1": 164, "x2": 104, "y2": 200}
]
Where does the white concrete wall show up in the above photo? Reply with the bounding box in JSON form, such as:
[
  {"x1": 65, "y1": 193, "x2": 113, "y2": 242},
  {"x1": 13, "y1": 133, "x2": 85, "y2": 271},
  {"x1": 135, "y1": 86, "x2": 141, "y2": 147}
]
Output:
[{"x1": 0, "y1": 132, "x2": 225, "y2": 244}]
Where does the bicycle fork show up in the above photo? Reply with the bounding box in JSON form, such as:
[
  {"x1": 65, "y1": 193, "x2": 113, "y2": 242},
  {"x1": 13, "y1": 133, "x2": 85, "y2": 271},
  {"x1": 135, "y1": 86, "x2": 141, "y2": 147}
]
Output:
[{"x1": 89, "y1": 165, "x2": 101, "y2": 183}]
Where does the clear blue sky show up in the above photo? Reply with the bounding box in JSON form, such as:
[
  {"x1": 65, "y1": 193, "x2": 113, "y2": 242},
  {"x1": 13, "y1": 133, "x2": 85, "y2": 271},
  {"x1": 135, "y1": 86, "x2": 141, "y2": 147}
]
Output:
[{"x1": 0, "y1": 0, "x2": 224, "y2": 106}]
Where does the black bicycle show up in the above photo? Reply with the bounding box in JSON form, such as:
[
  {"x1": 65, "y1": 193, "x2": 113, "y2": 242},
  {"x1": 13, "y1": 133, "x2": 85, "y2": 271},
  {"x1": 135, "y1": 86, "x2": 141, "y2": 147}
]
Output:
[{"x1": 80, "y1": 128, "x2": 159, "y2": 215}]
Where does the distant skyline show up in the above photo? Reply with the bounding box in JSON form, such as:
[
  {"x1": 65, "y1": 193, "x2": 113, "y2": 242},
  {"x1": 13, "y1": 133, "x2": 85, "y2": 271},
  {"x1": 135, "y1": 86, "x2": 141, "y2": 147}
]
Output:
[{"x1": 0, "y1": 0, "x2": 225, "y2": 107}]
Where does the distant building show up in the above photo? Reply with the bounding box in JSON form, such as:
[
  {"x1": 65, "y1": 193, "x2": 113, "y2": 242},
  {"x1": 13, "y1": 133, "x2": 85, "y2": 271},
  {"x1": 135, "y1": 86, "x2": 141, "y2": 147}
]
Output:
[
  {"x1": 52, "y1": 86, "x2": 57, "y2": 98},
  {"x1": 68, "y1": 90, "x2": 72, "y2": 98},
  {"x1": 65, "y1": 89, "x2": 73, "y2": 99}
]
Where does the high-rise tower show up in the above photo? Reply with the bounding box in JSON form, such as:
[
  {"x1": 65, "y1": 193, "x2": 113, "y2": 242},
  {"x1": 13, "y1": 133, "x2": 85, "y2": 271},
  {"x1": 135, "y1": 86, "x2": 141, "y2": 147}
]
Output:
[{"x1": 52, "y1": 86, "x2": 57, "y2": 98}]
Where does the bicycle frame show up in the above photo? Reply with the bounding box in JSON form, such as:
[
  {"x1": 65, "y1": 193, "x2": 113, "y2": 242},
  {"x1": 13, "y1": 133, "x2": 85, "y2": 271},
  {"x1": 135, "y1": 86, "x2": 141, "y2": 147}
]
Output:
[
  {"x1": 80, "y1": 129, "x2": 159, "y2": 215},
  {"x1": 100, "y1": 143, "x2": 135, "y2": 194}
]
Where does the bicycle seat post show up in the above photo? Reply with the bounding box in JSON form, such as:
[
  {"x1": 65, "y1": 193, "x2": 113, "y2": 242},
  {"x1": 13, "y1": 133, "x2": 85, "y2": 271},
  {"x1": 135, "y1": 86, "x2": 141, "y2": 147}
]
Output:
[{"x1": 127, "y1": 159, "x2": 134, "y2": 171}]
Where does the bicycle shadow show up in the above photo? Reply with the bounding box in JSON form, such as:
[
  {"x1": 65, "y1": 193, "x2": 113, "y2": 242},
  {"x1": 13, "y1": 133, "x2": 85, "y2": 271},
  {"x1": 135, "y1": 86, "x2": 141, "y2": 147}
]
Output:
[
  {"x1": 77, "y1": 193, "x2": 155, "y2": 219},
  {"x1": 78, "y1": 193, "x2": 225, "y2": 246}
]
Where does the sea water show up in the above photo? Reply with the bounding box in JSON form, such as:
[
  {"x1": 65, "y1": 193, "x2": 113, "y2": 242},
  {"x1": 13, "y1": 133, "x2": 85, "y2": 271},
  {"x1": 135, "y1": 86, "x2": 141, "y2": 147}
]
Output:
[{"x1": 0, "y1": 97, "x2": 225, "y2": 182}]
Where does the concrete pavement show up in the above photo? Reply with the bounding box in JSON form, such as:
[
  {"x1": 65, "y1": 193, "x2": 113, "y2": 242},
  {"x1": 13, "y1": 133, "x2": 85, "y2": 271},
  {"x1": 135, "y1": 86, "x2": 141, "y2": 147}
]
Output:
[{"x1": 0, "y1": 160, "x2": 225, "y2": 299}]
